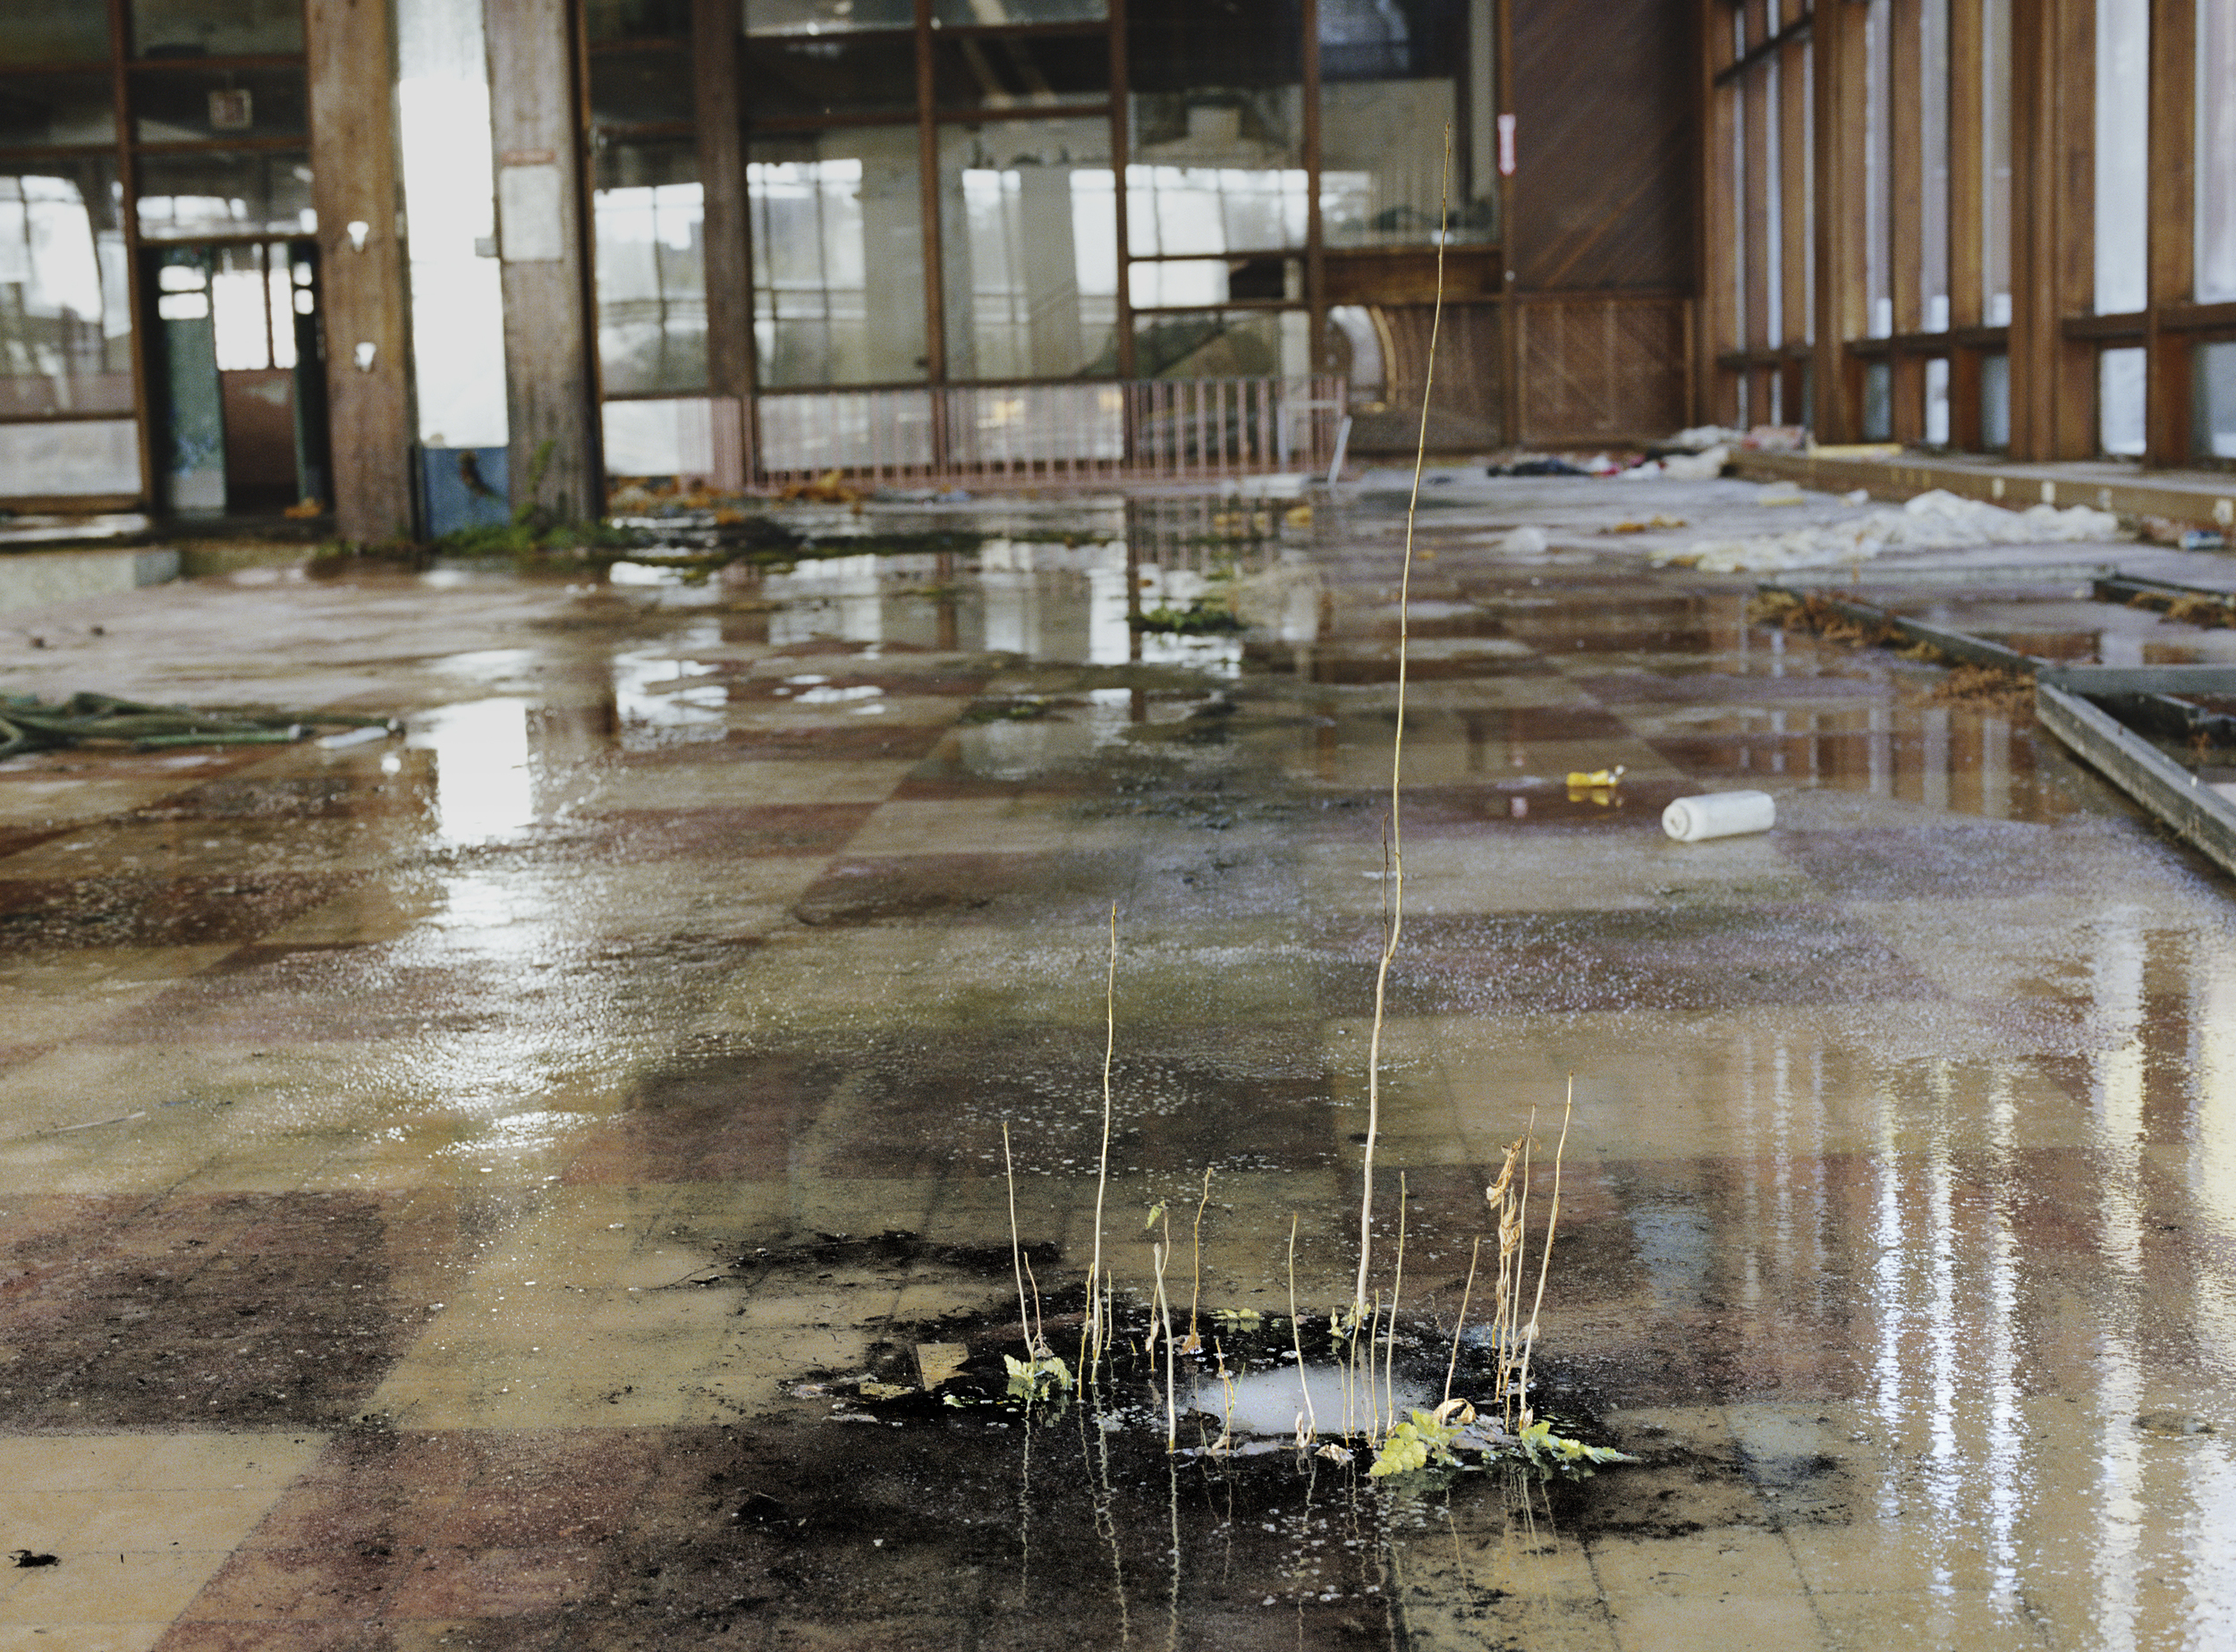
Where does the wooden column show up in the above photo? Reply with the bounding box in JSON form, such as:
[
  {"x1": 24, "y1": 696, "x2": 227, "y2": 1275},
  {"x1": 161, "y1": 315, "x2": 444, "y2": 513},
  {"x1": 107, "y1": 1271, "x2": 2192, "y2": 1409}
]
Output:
[
  {"x1": 695, "y1": 0, "x2": 752, "y2": 478},
  {"x1": 696, "y1": 0, "x2": 750, "y2": 403},
  {"x1": 2145, "y1": 0, "x2": 2196, "y2": 465},
  {"x1": 2008, "y1": 0, "x2": 2093, "y2": 459},
  {"x1": 1811, "y1": 0, "x2": 1868, "y2": 440},
  {"x1": 1889, "y1": 0, "x2": 1924, "y2": 441},
  {"x1": 1777, "y1": 30, "x2": 1808, "y2": 351},
  {"x1": 1947, "y1": 0, "x2": 1983, "y2": 445},
  {"x1": 307, "y1": 0, "x2": 416, "y2": 541},
  {"x1": 1699, "y1": 0, "x2": 1739, "y2": 428},
  {"x1": 487, "y1": 0, "x2": 602, "y2": 521}
]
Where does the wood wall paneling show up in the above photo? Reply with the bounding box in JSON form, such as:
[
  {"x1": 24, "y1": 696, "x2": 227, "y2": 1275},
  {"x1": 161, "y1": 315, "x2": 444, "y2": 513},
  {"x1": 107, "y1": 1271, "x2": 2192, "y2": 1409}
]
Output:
[
  {"x1": 1777, "y1": 33, "x2": 1808, "y2": 353},
  {"x1": 2006, "y1": 0, "x2": 2094, "y2": 458},
  {"x1": 487, "y1": 0, "x2": 603, "y2": 520},
  {"x1": 307, "y1": 0, "x2": 416, "y2": 540},
  {"x1": 1511, "y1": 0, "x2": 1696, "y2": 292},
  {"x1": 1517, "y1": 292, "x2": 1690, "y2": 442},
  {"x1": 2146, "y1": 0, "x2": 2196, "y2": 462},
  {"x1": 1810, "y1": 0, "x2": 1866, "y2": 438},
  {"x1": 1701, "y1": 2, "x2": 1739, "y2": 427},
  {"x1": 1743, "y1": 60, "x2": 1773, "y2": 353}
]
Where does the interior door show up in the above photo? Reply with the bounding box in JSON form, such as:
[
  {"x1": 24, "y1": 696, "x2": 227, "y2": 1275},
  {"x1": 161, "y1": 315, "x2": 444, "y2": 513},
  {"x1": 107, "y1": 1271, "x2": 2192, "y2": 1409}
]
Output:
[{"x1": 149, "y1": 246, "x2": 226, "y2": 513}]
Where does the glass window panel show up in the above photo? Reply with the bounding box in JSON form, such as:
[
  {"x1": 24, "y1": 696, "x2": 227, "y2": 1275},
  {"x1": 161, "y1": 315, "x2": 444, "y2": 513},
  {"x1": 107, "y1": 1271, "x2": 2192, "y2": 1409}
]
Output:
[
  {"x1": 0, "y1": 5, "x2": 110, "y2": 68},
  {"x1": 933, "y1": 0, "x2": 1107, "y2": 25},
  {"x1": 2094, "y1": 0, "x2": 2147, "y2": 314},
  {"x1": 1860, "y1": 359, "x2": 1891, "y2": 437},
  {"x1": 755, "y1": 386, "x2": 934, "y2": 468},
  {"x1": 744, "y1": 36, "x2": 918, "y2": 120},
  {"x1": 209, "y1": 242, "x2": 289, "y2": 369},
  {"x1": 1322, "y1": 80, "x2": 1490, "y2": 246},
  {"x1": 1981, "y1": 0, "x2": 2011, "y2": 323},
  {"x1": 750, "y1": 127, "x2": 927, "y2": 385},
  {"x1": 1132, "y1": 307, "x2": 1307, "y2": 377},
  {"x1": 136, "y1": 149, "x2": 313, "y2": 239},
  {"x1": 588, "y1": 0, "x2": 690, "y2": 44},
  {"x1": 0, "y1": 74, "x2": 115, "y2": 145},
  {"x1": 1924, "y1": 355, "x2": 1949, "y2": 444},
  {"x1": 1130, "y1": 255, "x2": 1296, "y2": 306},
  {"x1": 2099, "y1": 345, "x2": 2146, "y2": 454},
  {"x1": 744, "y1": 0, "x2": 914, "y2": 36},
  {"x1": 937, "y1": 119, "x2": 1117, "y2": 380},
  {"x1": 1980, "y1": 352, "x2": 2010, "y2": 446},
  {"x1": 1918, "y1": 0, "x2": 1947, "y2": 330},
  {"x1": 1130, "y1": 0, "x2": 1299, "y2": 91},
  {"x1": 2194, "y1": 340, "x2": 2236, "y2": 459},
  {"x1": 930, "y1": 34, "x2": 1108, "y2": 112},
  {"x1": 1128, "y1": 91, "x2": 1305, "y2": 259},
  {"x1": 131, "y1": 67, "x2": 308, "y2": 142},
  {"x1": 131, "y1": 0, "x2": 302, "y2": 59},
  {"x1": 0, "y1": 161, "x2": 133, "y2": 418},
  {"x1": 589, "y1": 49, "x2": 694, "y2": 128},
  {"x1": 1315, "y1": 0, "x2": 1476, "y2": 247},
  {"x1": 2200, "y1": 0, "x2": 2236, "y2": 303},
  {"x1": 0, "y1": 419, "x2": 139, "y2": 495},
  {"x1": 1864, "y1": 0, "x2": 1890, "y2": 336},
  {"x1": 595, "y1": 140, "x2": 707, "y2": 394}
]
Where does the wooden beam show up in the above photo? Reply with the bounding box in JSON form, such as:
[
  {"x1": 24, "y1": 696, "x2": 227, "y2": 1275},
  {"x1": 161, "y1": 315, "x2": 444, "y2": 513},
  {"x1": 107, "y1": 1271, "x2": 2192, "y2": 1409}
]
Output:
[
  {"x1": 2007, "y1": 0, "x2": 2093, "y2": 459},
  {"x1": 487, "y1": 0, "x2": 603, "y2": 521},
  {"x1": 307, "y1": 0, "x2": 417, "y2": 540},
  {"x1": 1777, "y1": 36, "x2": 1808, "y2": 353},
  {"x1": 1947, "y1": 0, "x2": 1982, "y2": 330},
  {"x1": 694, "y1": 0, "x2": 750, "y2": 404},
  {"x1": 1700, "y1": 0, "x2": 1740, "y2": 425},
  {"x1": 2145, "y1": 0, "x2": 2196, "y2": 465},
  {"x1": 1811, "y1": 0, "x2": 1867, "y2": 439},
  {"x1": 1743, "y1": 60, "x2": 1772, "y2": 354}
]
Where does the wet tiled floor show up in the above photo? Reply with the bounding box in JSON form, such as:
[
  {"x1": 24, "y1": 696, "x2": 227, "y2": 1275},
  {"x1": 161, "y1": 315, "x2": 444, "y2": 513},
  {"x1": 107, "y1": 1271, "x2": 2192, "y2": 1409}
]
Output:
[{"x1": 3, "y1": 479, "x2": 2236, "y2": 1648}]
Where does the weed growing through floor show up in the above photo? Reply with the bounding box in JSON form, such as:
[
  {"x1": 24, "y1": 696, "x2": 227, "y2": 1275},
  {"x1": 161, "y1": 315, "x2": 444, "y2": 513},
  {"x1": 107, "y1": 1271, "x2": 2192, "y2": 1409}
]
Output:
[{"x1": 914, "y1": 125, "x2": 1633, "y2": 1518}]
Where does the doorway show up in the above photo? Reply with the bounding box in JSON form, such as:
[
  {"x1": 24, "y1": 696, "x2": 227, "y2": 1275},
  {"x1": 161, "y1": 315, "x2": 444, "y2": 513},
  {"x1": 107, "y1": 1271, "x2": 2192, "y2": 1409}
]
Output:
[{"x1": 146, "y1": 240, "x2": 329, "y2": 516}]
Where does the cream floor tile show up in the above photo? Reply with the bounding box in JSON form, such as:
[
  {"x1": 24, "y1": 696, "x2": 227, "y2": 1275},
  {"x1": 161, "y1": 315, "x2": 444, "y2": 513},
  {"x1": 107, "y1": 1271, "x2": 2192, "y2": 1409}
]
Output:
[
  {"x1": 591, "y1": 758, "x2": 918, "y2": 809},
  {"x1": 0, "y1": 1432, "x2": 322, "y2": 1640},
  {"x1": 1592, "y1": 1529, "x2": 1825, "y2": 1652},
  {"x1": 844, "y1": 798, "x2": 1137, "y2": 857},
  {"x1": 258, "y1": 878, "x2": 447, "y2": 945},
  {"x1": 0, "y1": 817, "x2": 414, "y2": 880},
  {"x1": 1811, "y1": 1589, "x2": 2048, "y2": 1649},
  {"x1": 0, "y1": 775, "x2": 207, "y2": 830},
  {"x1": 1300, "y1": 834, "x2": 1809, "y2": 919},
  {"x1": 0, "y1": 946, "x2": 237, "y2": 1046},
  {"x1": 0, "y1": 1625, "x2": 176, "y2": 1652}
]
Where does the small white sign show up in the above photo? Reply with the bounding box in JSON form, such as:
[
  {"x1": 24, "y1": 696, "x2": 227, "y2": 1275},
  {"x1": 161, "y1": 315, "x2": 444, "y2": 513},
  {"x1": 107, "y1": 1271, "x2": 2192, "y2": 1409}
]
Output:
[
  {"x1": 1496, "y1": 113, "x2": 1516, "y2": 177},
  {"x1": 497, "y1": 163, "x2": 565, "y2": 263}
]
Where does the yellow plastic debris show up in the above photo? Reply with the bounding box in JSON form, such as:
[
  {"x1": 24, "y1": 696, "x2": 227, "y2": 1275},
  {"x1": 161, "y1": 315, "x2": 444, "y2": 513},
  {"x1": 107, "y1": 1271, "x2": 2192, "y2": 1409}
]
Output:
[{"x1": 1564, "y1": 767, "x2": 1626, "y2": 789}]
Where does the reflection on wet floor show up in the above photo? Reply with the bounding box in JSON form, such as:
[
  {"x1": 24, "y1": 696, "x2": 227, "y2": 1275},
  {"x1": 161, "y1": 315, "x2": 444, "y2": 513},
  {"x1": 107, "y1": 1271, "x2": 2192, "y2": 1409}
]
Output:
[{"x1": 6, "y1": 481, "x2": 2236, "y2": 1646}]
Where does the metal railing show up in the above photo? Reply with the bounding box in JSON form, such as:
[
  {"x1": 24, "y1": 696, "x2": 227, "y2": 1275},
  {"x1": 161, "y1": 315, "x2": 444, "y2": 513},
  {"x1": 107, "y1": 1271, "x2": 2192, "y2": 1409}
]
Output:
[{"x1": 751, "y1": 376, "x2": 1347, "y2": 488}]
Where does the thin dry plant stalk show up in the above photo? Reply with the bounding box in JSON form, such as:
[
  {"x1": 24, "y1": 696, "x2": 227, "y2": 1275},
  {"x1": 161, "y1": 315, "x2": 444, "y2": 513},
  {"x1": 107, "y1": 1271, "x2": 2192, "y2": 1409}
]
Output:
[
  {"x1": 1003, "y1": 1123, "x2": 1041, "y2": 1357},
  {"x1": 1354, "y1": 123, "x2": 1453, "y2": 1315},
  {"x1": 1514, "y1": 1083, "x2": 1574, "y2": 1423},
  {"x1": 1185, "y1": 1166, "x2": 1213, "y2": 1352},
  {"x1": 1444, "y1": 1235, "x2": 1482, "y2": 1405},
  {"x1": 1385, "y1": 1172, "x2": 1408, "y2": 1433},
  {"x1": 1287, "y1": 1214, "x2": 1317, "y2": 1440},
  {"x1": 1153, "y1": 1233, "x2": 1178, "y2": 1452},
  {"x1": 1088, "y1": 902, "x2": 1118, "y2": 1357}
]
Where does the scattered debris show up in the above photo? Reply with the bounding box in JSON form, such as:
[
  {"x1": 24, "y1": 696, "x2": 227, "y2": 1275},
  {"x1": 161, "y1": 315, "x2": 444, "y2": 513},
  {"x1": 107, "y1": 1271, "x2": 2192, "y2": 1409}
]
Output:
[
  {"x1": 9, "y1": 1552, "x2": 56, "y2": 1569},
  {"x1": 0, "y1": 693, "x2": 394, "y2": 760},
  {"x1": 1663, "y1": 790, "x2": 1776, "y2": 843},
  {"x1": 1658, "y1": 488, "x2": 2126, "y2": 574},
  {"x1": 2137, "y1": 1411, "x2": 2216, "y2": 1437},
  {"x1": 1923, "y1": 665, "x2": 2037, "y2": 720}
]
